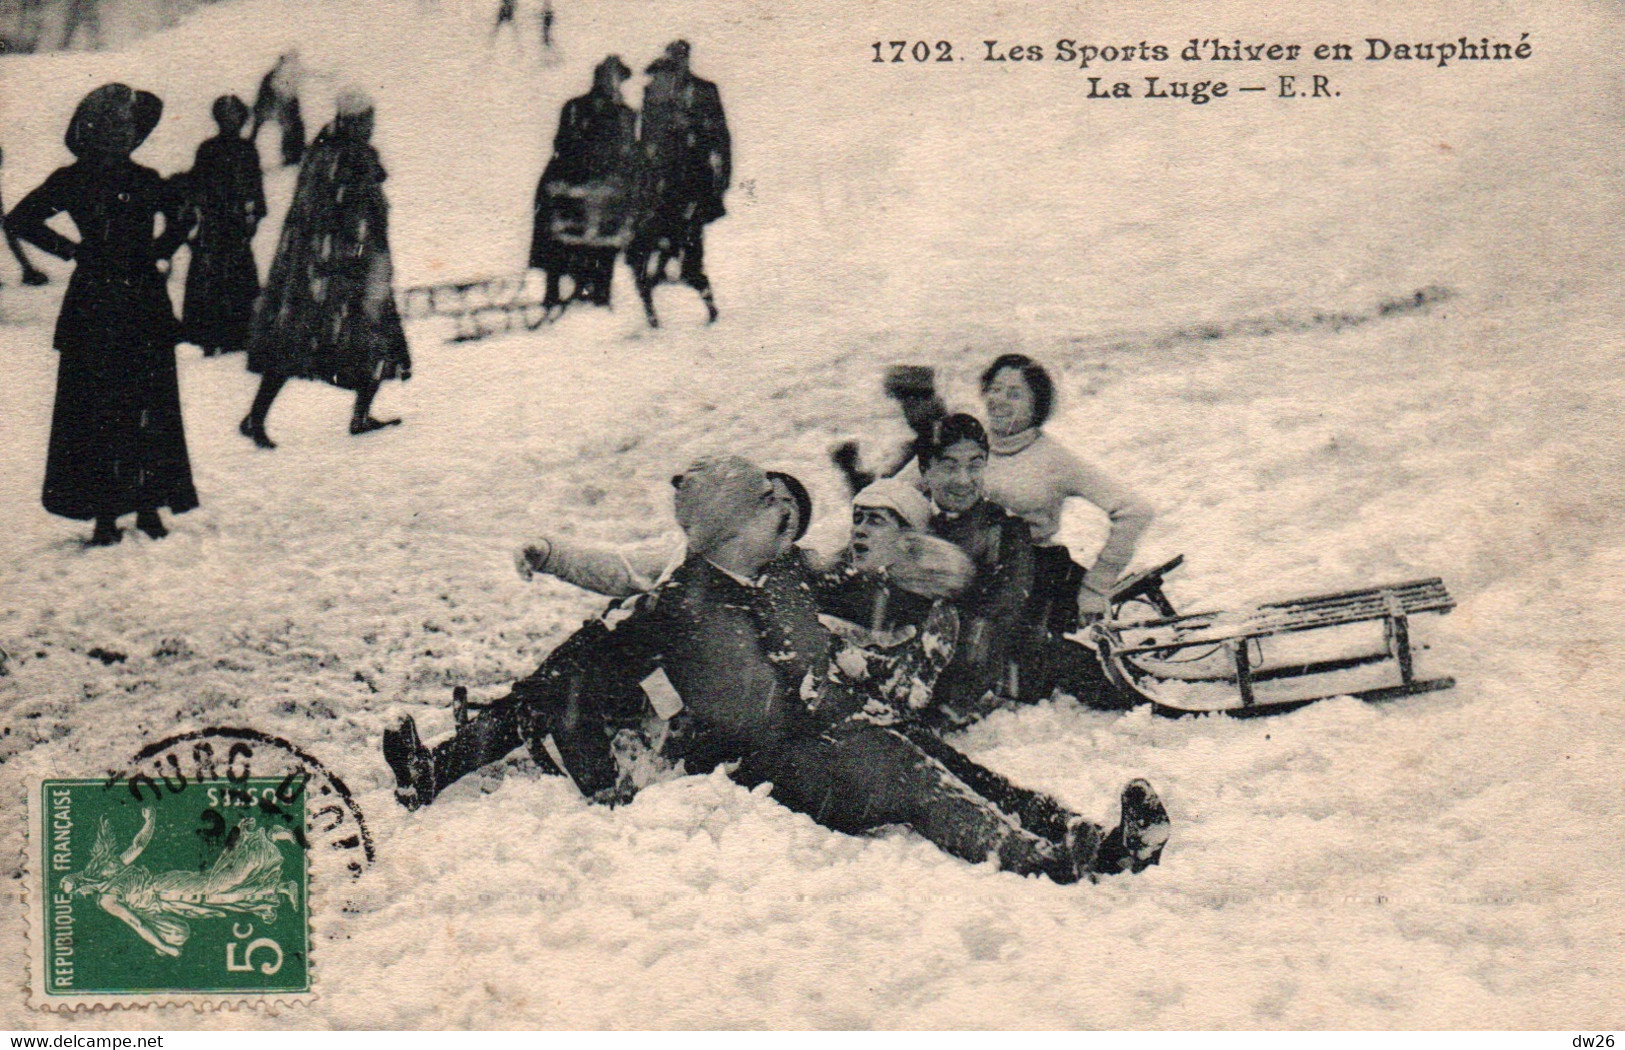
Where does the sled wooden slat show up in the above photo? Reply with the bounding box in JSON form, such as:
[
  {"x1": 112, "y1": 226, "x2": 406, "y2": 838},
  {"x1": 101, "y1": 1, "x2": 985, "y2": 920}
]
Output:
[
  {"x1": 1092, "y1": 564, "x2": 1457, "y2": 717},
  {"x1": 1112, "y1": 578, "x2": 1453, "y2": 655},
  {"x1": 400, "y1": 274, "x2": 530, "y2": 320}
]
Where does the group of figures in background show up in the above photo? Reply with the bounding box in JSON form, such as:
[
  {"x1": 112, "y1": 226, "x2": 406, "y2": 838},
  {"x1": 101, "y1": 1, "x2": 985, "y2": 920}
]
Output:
[
  {"x1": 3, "y1": 65, "x2": 409, "y2": 544},
  {"x1": 1, "y1": 0, "x2": 113, "y2": 54},
  {"x1": 530, "y1": 39, "x2": 731, "y2": 327},
  {"x1": 385, "y1": 352, "x2": 1167, "y2": 886},
  {"x1": 1, "y1": 20, "x2": 734, "y2": 546},
  {"x1": 491, "y1": 0, "x2": 553, "y2": 50}
]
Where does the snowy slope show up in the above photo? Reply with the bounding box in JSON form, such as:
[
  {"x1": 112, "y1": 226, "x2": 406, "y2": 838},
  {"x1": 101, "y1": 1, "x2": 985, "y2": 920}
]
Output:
[{"x1": 2, "y1": 0, "x2": 1623, "y2": 1028}]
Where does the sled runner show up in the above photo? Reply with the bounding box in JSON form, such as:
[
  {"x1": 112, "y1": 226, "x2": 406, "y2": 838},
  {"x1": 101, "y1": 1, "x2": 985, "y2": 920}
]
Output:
[
  {"x1": 1097, "y1": 559, "x2": 1456, "y2": 717},
  {"x1": 398, "y1": 273, "x2": 558, "y2": 341},
  {"x1": 400, "y1": 273, "x2": 532, "y2": 321}
]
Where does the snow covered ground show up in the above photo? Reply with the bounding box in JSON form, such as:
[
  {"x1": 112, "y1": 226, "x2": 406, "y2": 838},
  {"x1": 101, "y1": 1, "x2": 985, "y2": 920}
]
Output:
[{"x1": 2, "y1": 0, "x2": 1623, "y2": 1029}]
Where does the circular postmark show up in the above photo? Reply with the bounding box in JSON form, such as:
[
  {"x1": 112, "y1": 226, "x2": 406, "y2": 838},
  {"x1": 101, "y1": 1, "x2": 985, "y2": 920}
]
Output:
[{"x1": 105, "y1": 726, "x2": 374, "y2": 878}]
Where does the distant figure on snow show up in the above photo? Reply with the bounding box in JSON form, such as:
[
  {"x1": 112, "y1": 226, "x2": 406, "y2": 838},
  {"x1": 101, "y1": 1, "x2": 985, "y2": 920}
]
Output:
[
  {"x1": 241, "y1": 88, "x2": 412, "y2": 448},
  {"x1": 57, "y1": 0, "x2": 101, "y2": 50},
  {"x1": 491, "y1": 0, "x2": 516, "y2": 36},
  {"x1": 5, "y1": 84, "x2": 199, "y2": 546},
  {"x1": 530, "y1": 55, "x2": 636, "y2": 315},
  {"x1": 0, "y1": 145, "x2": 50, "y2": 287},
  {"x1": 627, "y1": 40, "x2": 731, "y2": 327},
  {"x1": 180, "y1": 95, "x2": 266, "y2": 355},
  {"x1": 540, "y1": 0, "x2": 554, "y2": 48},
  {"x1": 251, "y1": 51, "x2": 305, "y2": 168}
]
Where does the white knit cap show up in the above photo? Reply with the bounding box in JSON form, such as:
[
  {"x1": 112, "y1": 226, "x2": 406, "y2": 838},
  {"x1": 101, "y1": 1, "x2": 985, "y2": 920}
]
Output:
[
  {"x1": 853, "y1": 478, "x2": 931, "y2": 531},
  {"x1": 672, "y1": 455, "x2": 772, "y2": 557},
  {"x1": 334, "y1": 86, "x2": 374, "y2": 117}
]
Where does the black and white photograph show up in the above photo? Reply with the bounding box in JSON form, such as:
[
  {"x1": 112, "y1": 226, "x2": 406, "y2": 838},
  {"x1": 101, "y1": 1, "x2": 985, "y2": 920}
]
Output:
[{"x1": 0, "y1": 0, "x2": 1621, "y2": 1032}]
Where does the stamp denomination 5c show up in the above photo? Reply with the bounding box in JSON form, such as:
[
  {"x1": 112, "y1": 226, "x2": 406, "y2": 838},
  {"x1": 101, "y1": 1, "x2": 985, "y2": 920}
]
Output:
[{"x1": 27, "y1": 777, "x2": 311, "y2": 1009}]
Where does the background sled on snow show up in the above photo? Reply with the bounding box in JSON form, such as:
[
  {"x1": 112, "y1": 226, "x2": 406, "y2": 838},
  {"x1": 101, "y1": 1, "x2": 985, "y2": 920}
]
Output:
[
  {"x1": 1098, "y1": 556, "x2": 1456, "y2": 718},
  {"x1": 399, "y1": 182, "x2": 634, "y2": 341}
]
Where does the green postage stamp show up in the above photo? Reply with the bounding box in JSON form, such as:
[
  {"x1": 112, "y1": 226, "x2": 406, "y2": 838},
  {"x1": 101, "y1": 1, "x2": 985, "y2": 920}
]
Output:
[{"x1": 27, "y1": 777, "x2": 311, "y2": 1008}]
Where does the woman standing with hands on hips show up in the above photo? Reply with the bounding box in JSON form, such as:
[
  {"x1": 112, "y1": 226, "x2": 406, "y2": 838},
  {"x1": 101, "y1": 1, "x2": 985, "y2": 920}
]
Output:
[{"x1": 5, "y1": 84, "x2": 198, "y2": 546}]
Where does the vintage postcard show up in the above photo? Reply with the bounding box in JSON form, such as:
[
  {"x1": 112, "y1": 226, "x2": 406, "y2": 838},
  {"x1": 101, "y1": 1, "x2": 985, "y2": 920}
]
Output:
[{"x1": 1, "y1": 0, "x2": 1621, "y2": 1030}]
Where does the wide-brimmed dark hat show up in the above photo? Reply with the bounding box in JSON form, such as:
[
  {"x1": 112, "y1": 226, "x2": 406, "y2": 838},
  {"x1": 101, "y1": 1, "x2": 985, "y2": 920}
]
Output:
[
  {"x1": 66, "y1": 83, "x2": 162, "y2": 159},
  {"x1": 644, "y1": 55, "x2": 679, "y2": 75},
  {"x1": 595, "y1": 54, "x2": 632, "y2": 81}
]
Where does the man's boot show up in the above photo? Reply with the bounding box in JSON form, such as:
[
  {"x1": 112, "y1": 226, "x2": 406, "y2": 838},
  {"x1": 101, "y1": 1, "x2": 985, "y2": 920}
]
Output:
[
  {"x1": 383, "y1": 713, "x2": 436, "y2": 810},
  {"x1": 1063, "y1": 816, "x2": 1106, "y2": 884},
  {"x1": 1092, "y1": 779, "x2": 1170, "y2": 875}
]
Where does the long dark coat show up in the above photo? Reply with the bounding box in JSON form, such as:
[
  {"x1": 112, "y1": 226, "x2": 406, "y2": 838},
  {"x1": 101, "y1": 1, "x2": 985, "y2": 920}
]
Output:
[
  {"x1": 529, "y1": 91, "x2": 637, "y2": 271},
  {"x1": 632, "y1": 74, "x2": 730, "y2": 243},
  {"x1": 181, "y1": 134, "x2": 265, "y2": 352},
  {"x1": 929, "y1": 499, "x2": 1036, "y2": 718},
  {"x1": 246, "y1": 122, "x2": 411, "y2": 391},
  {"x1": 5, "y1": 158, "x2": 199, "y2": 521}
]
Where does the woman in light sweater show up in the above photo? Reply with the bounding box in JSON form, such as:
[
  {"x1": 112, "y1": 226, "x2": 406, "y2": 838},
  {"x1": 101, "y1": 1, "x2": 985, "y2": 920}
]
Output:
[{"x1": 978, "y1": 353, "x2": 1153, "y2": 633}]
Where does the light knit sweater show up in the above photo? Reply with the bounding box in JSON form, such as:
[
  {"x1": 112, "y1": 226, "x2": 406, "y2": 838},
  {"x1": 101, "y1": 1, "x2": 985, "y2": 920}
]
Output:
[{"x1": 986, "y1": 429, "x2": 1154, "y2": 603}]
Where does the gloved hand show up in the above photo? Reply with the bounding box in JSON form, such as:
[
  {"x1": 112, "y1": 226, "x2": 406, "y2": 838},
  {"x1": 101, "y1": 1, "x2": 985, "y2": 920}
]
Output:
[
  {"x1": 889, "y1": 533, "x2": 975, "y2": 599},
  {"x1": 1078, "y1": 584, "x2": 1110, "y2": 623},
  {"x1": 514, "y1": 541, "x2": 551, "y2": 581},
  {"x1": 363, "y1": 251, "x2": 393, "y2": 321}
]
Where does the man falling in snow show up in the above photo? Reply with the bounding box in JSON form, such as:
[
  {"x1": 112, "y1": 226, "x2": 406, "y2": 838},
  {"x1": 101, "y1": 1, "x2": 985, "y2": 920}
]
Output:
[{"x1": 386, "y1": 458, "x2": 1169, "y2": 883}]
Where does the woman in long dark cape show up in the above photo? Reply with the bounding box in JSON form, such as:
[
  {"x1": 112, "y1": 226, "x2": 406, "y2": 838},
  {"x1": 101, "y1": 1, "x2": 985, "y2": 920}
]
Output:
[
  {"x1": 241, "y1": 88, "x2": 411, "y2": 448},
  {"x1": 181, "y1": 94, "x2": 265, "y2": 356},
  {"x1": 5, "y1": 83, "x2": 198, "y2": 546}
]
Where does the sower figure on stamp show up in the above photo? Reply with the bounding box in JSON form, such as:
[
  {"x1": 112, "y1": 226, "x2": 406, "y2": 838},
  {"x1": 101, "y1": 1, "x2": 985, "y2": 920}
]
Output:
[
  {"x1": 251, "y1": 51, "x2": 306, "y2": 168},
  {"x1": 180, "y1": 95, "x2": 266, "y2": 356},
  {"x1": 0, "y1": 146, "x2": 50, "y2": 287},
  {"x1": 530, "y1": 56, "x2": 637, "y2": 316},
  {"x1": 60, "y1": 809, "x2": 298, "y2": 958},
  {"x1": 241, "y1": 88, "x2": 412, "y2": 448},
  {"x1": 5, "y1": 83, "x2": 200, "y2": 546},
  {"x1": 627, "y1": 41, "x2": 730, "y2": 327}
]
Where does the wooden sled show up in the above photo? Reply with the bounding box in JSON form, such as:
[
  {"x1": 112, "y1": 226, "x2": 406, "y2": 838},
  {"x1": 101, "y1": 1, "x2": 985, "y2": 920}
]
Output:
[
  {"x1": 400, "y1": 273, "x2": 533, "y2": 321},
  {"x1": 544, "y1": 180, "x2": 633, "y2": 249},
  {"x1": 1094, "y1": 557, "x2": 1456, "y2": 717}
]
